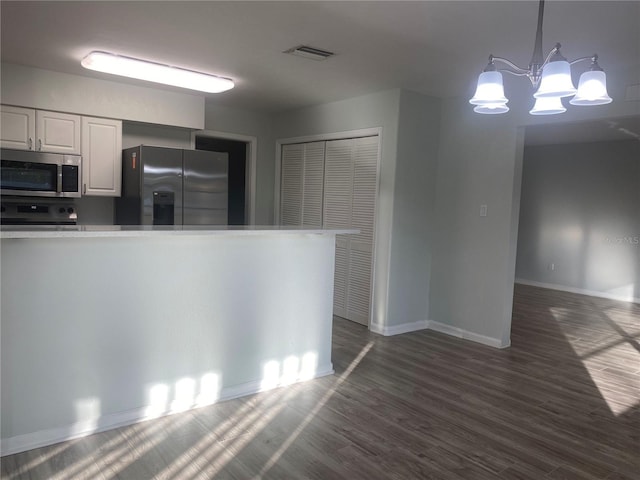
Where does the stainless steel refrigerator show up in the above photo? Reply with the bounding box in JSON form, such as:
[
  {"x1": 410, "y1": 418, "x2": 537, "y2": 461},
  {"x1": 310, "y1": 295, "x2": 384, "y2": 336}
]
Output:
[{"x1": 115, "y1": 146, "x2": 228, "y2": 225}]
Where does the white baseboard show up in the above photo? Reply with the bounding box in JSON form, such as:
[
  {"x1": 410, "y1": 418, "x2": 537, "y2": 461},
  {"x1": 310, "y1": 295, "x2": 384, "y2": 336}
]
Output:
[
  {"x1": 369, "y1": 320, "x2": 429, "y2": 336},
  {"x1": 369, "y1": 319, "x2": 508, "y2": 349},
  {"x1": 0, "y1": 364, "x2": 334, "y2": 457},
  {"x1": 515, "y1": 278, "x2": 640, "y2": 304},
  {"x1": 426, "y1": 320, "x2": 510, "y2": 349}
]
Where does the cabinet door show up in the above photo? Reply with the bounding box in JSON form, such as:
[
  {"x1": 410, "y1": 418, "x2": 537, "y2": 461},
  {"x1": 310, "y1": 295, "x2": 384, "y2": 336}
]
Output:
[
  {"x1": 1, "y1": 105, "x2": 35, "y2": 150},
  {"x1": 81, "y1": 117, "x2": 122, "y2": 196},
  {"x1": 36, "y1": 110, "x2": 81, "y2": 154}
]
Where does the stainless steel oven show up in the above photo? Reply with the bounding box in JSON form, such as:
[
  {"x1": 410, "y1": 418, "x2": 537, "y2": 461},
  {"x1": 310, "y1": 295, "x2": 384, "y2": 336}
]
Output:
[
  {"x1": 0, "y1": 197, "x2": 78, "y2": 225},
  {"x1": 1, "y1": 148, "x2": 81, "y2": 198}
]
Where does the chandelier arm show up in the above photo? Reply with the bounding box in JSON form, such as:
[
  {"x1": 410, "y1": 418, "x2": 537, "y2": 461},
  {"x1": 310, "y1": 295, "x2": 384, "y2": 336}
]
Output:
[
  {"x1": 569, "y1": 55, "x2": 596, "y2": 66},
  {"x1": 540, "y1": 43, "x2": 561, "y2": 69},
  {"x1": 491, "y1": 56, "x2": 530, "y2": 74},
  {"x1": 497, "y1": 68, "x2": 531, "y2": 77}
]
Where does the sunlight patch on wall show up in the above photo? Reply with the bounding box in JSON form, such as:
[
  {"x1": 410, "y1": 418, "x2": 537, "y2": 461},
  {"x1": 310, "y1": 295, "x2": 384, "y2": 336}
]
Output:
[
  {"x1": 605, "y1": 283, "x2": 637, "y2": 303},
  {"x1": 146, "y1": 384, "x2": 170, "y2": 418},
  {"x1": 195, "y1": 372, "x2": 220, "y2": 407},
  {"x1": 145, "y1": 372, "x2": 222, "y2": 418},
  {"x1": 71, "y1": 397, "x2": 101, "y2": 435},
  {"x1": 171, "y1": 378, "x2": 197, "y2": 413},
  {"x1": 299, "y1": 352, "x2": 319, "y2": 381},
  {"x1": 260, "y1": 360, "x2": 281, "y2": 391},
  {"x1": 281, "y1": 356, "x2": 301, "y2": 386},
  {"x1": 260, "y1": 351, "x2": 319, "y2": 391}
]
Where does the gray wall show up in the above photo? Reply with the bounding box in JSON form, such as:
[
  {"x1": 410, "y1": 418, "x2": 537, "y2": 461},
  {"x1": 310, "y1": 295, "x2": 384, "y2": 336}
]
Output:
[
  {"x1": 122, "y1": 122, "x2": 193, "y2": 149},
  {"x1": 204, "y1": 103, "x2": 274, "y2": 225},
  {"x1": 516, "y1": 140, "x2": 640, "y2": 301},
  {"x1": 429, "y1": 97, "x2": 522, "y2": 347},
  {"x1": 0, "y1": 63, "x2": 204, "y2": 129},
  {"x1": 387, "y1": 90, "x2": 441, "y2": 327},
  {"x1": 429, "y1": 59, "x2": 640, "y2": 347}
]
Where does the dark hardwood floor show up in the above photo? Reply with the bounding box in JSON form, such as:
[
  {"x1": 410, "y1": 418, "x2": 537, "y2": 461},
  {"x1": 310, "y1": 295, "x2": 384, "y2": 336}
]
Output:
[{"x1": 2, "y1": 284, "x2": 639, "y2": 479}]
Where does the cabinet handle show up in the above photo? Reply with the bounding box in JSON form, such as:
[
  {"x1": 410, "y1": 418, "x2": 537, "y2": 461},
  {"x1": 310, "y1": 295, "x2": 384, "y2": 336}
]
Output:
[
  {"x1": 38, "y1": 139, "x2": 42, "y2": 151},
  {"x1": 83, "y1": 184, "x2": 87, "y2": 195},
  {"x1": 28, "y1": 138, "x2": 33, "y2": 150}
]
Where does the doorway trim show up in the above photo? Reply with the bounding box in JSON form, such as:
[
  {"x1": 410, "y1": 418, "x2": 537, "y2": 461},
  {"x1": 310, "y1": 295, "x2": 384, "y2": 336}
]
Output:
[{"x1": 191, "y1": 130, "x2": 257, "y2": 225}]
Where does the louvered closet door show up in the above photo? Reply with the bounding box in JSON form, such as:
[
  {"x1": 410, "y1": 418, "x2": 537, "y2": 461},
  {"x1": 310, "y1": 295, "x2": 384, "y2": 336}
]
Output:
[
  {"x1": 323, "y1": 139, "x2": 354, "y2": 319},
  {"x1": 280, "y1": 144, "x2": 304, "y2": 226},
  {"x1": 301, "y1": 142, "x2": 325, "y2": 227},
  {"x1": 281, "y1": 136, "x2": 379, "y2": 327},
  {"x1": 346, "y1": 136, "x2": 378, "y2": 324},
  {"x1": 280, "y1": 142, "x2": 326, "y2": 227},
  {"x1": 323, "y1": 136, "x2": 379, "y2": 326}
]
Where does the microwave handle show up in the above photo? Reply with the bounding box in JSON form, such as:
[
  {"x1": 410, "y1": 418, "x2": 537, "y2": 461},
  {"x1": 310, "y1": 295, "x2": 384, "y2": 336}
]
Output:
[{"x1": 57, "y1": 165, "x2": 63, "y2": 194}]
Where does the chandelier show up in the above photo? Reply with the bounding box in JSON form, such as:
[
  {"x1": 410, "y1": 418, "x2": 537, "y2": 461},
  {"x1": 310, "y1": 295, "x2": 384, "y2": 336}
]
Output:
[{"x1": 469, "y1": 0, "x2": 612, "y2": 115}]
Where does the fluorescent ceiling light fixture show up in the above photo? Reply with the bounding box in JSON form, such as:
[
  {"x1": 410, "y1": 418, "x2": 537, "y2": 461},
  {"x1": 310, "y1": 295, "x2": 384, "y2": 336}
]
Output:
[
  {"x1": 81, "y1": 51, "x2": 234, "y2": 93},
  {"x1": 469, "y1": 0, "x2": 610, "y2": 115}
]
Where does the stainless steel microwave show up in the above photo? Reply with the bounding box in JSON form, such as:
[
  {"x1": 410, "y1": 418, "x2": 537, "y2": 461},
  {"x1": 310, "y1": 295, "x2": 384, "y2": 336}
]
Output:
[{"x1": 1, "y1": 148, "x2": 82, "y2": 198}]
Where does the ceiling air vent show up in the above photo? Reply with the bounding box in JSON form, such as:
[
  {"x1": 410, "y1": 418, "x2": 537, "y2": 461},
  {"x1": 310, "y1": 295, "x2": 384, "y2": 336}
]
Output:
[{"x1": 284, "y1": 45, "x2": 335, "y2": 61}]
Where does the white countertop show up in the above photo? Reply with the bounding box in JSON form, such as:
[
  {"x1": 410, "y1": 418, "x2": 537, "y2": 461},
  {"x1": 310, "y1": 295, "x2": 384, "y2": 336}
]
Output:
[{"x1": 0, "y1": 225, "x2": 358, "y2": 239}]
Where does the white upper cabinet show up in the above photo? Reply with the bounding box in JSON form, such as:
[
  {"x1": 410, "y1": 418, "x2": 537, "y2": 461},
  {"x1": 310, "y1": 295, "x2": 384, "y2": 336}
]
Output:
[
  {"x1": 36, "y1": 110, "x2": 81, "y2": 154},
  {"x1": 81, "y1": 116, "x2": 122, "y2": 197},
  {"x1": 1, "y1": 106, "x2": 81, "y2": 154},
  {"x1": 1, "y1": 105, "x2": 36, "y2": 150}
]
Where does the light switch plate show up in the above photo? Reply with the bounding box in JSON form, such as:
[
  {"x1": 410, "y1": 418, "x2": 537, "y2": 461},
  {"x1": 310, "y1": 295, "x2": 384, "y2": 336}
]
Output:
[{"x1": 480, "y1": 204, "x2": 487, "y2": 217}]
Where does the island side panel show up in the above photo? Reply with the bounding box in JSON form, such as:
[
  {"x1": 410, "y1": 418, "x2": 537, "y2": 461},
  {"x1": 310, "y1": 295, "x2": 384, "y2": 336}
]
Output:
[{"x1": 1, "y1": 233, "x2": 335, "y2": 454}]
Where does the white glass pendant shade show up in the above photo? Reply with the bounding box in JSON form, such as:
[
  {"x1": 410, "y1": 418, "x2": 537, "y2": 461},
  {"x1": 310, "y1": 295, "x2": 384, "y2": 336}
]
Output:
[
  {"x1": 469, "y1": 71, "x2": 509, "y2": 105},
  {"x1": 534, "y1": 60, "x2": 576, "y2": 98},
  {"x1": 473, "y1": 103, "x2": 509, "y2": 114},
  {"x1": 81, "y1": 51, "x2": 234, "y2": 93},
  {"x1": 569, "y1": 70, "x2": 612, "y2": 105},
  {"x1": 529, "y1": 96, "x2": 566, "y2": 115}
]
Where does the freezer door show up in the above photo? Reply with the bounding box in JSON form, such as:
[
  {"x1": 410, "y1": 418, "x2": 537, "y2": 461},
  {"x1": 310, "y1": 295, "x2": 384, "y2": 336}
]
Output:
[
  {"x1": 183, "y1": 150, "x2": 228, "y2": 225},
  {"x1": 141, "y1": 146, "x2": 183, "y2": 225}
]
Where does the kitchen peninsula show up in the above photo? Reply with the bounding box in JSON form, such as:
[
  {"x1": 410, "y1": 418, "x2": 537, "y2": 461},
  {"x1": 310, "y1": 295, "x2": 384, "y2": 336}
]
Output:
[{"x1": 0, "y1": 226, "x2": 355, "y2": 455}]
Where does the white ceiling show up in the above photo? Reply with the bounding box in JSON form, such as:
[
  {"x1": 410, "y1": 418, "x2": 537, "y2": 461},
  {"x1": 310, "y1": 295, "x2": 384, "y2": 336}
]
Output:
[
  {"x1": 2, "y1": 0, "x2": 639, "y2": 115},
  {"x1": 1, "y1": 0, "x2": 639, "y2": 147}
]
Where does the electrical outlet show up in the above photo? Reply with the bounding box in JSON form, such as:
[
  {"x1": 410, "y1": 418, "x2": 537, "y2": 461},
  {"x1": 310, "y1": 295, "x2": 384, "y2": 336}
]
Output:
[{"x1": 480, "y1": 204, "x2": 487, "y2": 217}]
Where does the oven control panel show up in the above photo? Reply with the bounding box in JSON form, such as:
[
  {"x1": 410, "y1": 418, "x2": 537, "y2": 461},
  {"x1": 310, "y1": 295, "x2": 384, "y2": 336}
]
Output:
[{"x1": 0, "y1": 197, "x2": 78, "y2": 225}]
